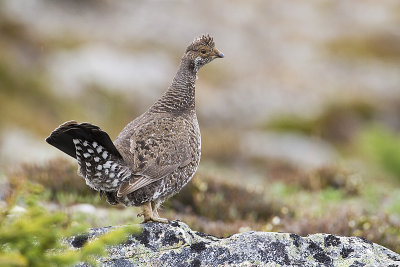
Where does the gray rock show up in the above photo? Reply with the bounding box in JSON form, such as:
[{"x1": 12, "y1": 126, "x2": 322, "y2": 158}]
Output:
[{"x1": 70, "y1": 221, "x2": 400, "y2": 267}]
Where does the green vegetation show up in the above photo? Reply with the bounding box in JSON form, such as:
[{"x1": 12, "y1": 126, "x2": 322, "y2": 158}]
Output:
[
  {"x1": 0, "y1": 174, "x2": 140, "y2": 267},
  {"x1": 359, "y1": 126, "x2": 400, "y2": 180}
]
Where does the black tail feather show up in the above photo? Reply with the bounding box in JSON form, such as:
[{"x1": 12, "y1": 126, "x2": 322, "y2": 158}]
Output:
[{"x1": 46, "y1": 121, "x2": 122, "y2": 159}]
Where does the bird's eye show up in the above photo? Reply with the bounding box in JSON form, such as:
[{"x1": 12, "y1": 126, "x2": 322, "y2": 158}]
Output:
[{"x1": 201, "y1": 49, "x2": 206, "y2": 54}]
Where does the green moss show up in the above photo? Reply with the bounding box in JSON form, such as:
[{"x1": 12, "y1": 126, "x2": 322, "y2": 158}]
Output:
[
  {"x1": 359, "y1": 126, "x2": 400, "y2": 180},
  {"x1": 319, "y1": 188, "x2": 344, "y2": 203},
  {"x1": 270, "y1": 182, "x2": 298, "y2": 198}
]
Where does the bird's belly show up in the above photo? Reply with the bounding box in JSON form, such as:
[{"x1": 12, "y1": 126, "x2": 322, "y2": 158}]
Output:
[
  {"x1": 117, "y1": 153, "x2": 200, "y2": 207},
  {"x1": 151, "y1": 156, "x2": 200, "y2": 201},
  {"x1": 119, "y1": 137, "x2": 201, "y2": 206}
]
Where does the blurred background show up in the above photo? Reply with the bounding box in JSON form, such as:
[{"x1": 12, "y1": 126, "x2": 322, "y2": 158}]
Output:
[{"x1": 1, "y1": 0, "x2": 399, "y2": 253}]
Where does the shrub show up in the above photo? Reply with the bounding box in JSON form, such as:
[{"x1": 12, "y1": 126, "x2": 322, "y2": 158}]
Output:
[
  {"x1": 167, "y1": 171, "x2": 281, "y2": 222},
  {"x1": 0, "y1": 175, "x2": 140, "y2": 267}
]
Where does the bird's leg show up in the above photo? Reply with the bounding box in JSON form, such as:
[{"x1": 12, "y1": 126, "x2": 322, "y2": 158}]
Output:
[
  {"x1": 152, "y1": 201, "x2": 169, "y2": 223},
  {"x1": 140, "y1": 202, "x2": 153, "y2": 222},
  {"x1": 151, "y1": 201, "x2": 161, "y2": 218},
  {"x1": 140, "y1": 202, "x2": 169, "y2": 224}
]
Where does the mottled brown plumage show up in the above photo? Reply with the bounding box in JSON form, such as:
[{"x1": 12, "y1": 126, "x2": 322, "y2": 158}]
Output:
[{"x1": 46, "y1": 34, "x2": 223, "y2": 223}]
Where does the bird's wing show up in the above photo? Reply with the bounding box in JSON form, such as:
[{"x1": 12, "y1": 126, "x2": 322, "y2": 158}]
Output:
[{"x1": 117, "y1": 118, "x2": 191, "y2": 197}]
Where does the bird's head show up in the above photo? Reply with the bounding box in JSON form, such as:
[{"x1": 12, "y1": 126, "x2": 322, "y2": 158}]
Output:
[{"x1": 184, "y1": 34, "x2": 224, "y2": 72}]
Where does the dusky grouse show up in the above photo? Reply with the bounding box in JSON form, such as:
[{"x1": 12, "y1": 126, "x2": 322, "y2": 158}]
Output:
[{"x1": 46, "y1": 34, "x2": 224, "y2": 223}]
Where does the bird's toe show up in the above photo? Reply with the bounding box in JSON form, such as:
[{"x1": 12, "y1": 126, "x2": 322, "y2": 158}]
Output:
[{"x1": 143, "y1": 216, "x2": 170, "y2": 224}]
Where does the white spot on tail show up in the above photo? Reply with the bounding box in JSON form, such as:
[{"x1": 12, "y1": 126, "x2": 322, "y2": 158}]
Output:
[
  {"x1": 102, "y1": 151, "x2": 108, "y2": 159},
  {"x1": 109, "y1": 173, "x2": 115, "y2": 178},
  {"x1": 73, "y1": 139, "x2": 80, "y2": 145},
  {"x1": 97, "y1": 165, "x2": 102, "y2": 170},
  {"x1": 83, "y1": 141, "x2": 88, "y2": 146},
  {"x1": 86, "y1": 162, "x2": 91, "y2": 166},
  {"x1": 111, "y1": 163, "x2": 118, "y2": 171},
  {"x1": 87, "y1": 148, "x2": 94, "y2": 153},
  {"x1": 92, "y1": 142, "x2": 98, "y2": 148},
  {"x1": 83, "y1": 153, "x2": 90, "y2": 158},
  {"x1": 94, "y1": 157, "x2": 100, "y2": 162},
  {"x1": 103, "y1": 161, "x2": 112, "y2": 169},
  {"x1": 96, "y1": 146, "x2": 103, "y2": 153}
]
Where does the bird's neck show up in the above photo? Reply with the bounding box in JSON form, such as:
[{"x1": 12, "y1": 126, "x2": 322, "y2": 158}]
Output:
[{"x1": 150, "y1": 57, "x2": 197, "y2": 113}]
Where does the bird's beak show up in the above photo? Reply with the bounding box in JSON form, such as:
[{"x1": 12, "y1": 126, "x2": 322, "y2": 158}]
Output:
[{"x1": 214, "y1": 48, "x2": 224, "y2": 58}]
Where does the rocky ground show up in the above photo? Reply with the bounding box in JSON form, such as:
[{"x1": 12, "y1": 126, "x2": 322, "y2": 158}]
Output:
[{"x1": 69, "y1": 221, "x2": 400, "y2": 267}]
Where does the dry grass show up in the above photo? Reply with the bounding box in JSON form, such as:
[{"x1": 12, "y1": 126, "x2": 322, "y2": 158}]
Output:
[
  {"x1": 254, "y1": 159, "x2": 361, "y2": 195},
  {"x1": 12, "y1": 159, "x2": 95, "y2": 201},
  {"x1": 167, "y1": 171, "x2": 281, "y2": 222}
]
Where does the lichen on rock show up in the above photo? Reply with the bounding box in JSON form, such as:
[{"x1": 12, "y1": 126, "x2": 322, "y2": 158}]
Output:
[{"x1": 70, "y1": 221, "x2": 400, "y2": 267}]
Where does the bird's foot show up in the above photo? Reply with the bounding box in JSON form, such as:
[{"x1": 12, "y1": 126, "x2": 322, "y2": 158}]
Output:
[
  {"x1": 143, "y1": 216, "x2": 170, "y2": 224},
  {"x1": 139, "y1": 202, "x2": 170, "y2": 224},
  {"x1": 137, "y1": 210, "x2": 169, "y2": 224}
]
